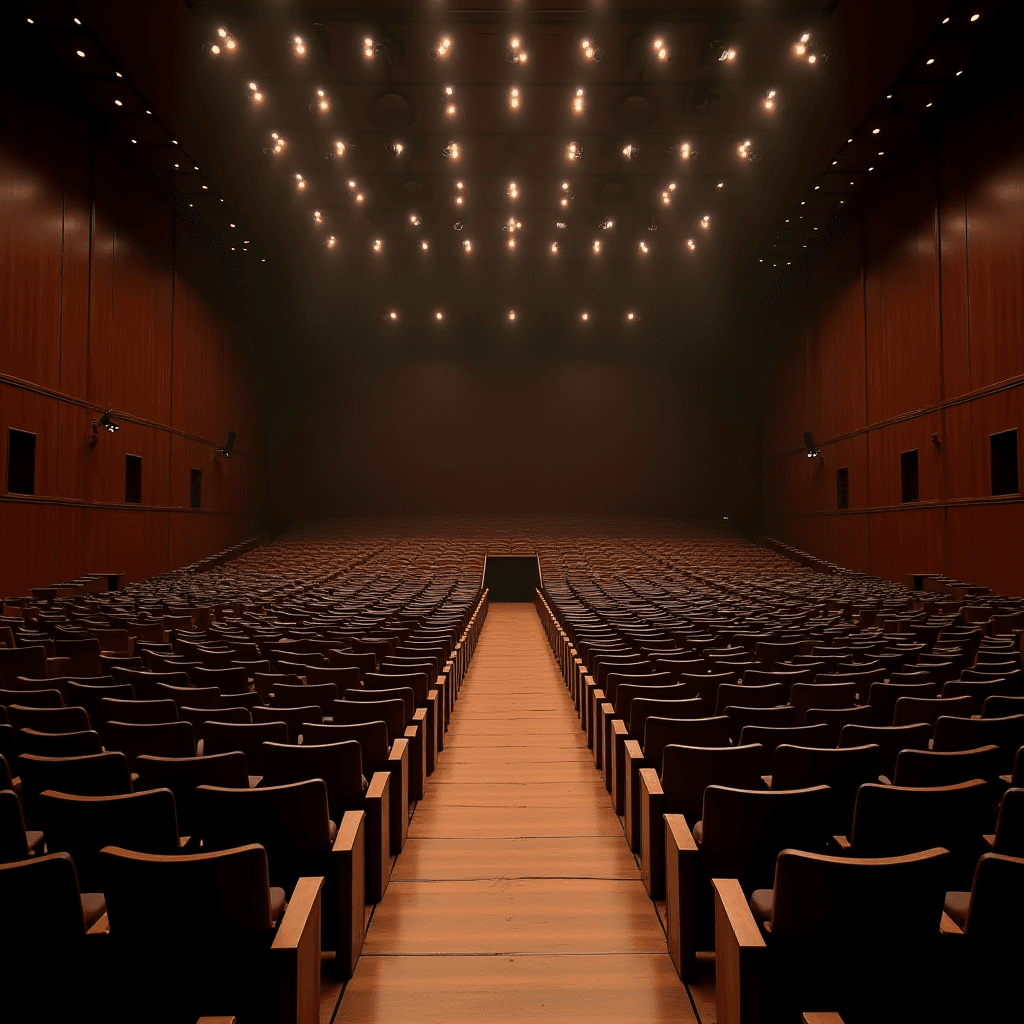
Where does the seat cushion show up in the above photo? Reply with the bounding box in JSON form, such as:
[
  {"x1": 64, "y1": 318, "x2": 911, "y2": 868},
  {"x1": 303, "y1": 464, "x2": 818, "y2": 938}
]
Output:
[
  {"x1": 692, "y1": 820, "x2": 703, "y2": 844},
  {"x1": 269, "y1": 886, "x2": 287, "y2": 925},
  {"x1": 328, "y1": 818, "x2": 338, "y2": 844},
  {"x1": 80, "y1": 892, "x2": 107, "y2": 930},
  {"x1": 750, "y1": 889, "x2": 774, "y2": 927},
  {"x1": 943, "y1": 890, "x2": 970, "y2": 930}
]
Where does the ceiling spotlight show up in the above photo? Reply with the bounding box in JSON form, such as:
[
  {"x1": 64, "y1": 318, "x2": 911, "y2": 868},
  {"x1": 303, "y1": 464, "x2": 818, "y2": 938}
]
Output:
[
  {"x1": 556, "y1": 222, "x2": 567, "y2": 230},
  {"x1": 446, "y1": 101, "x2": 457, "y2": 117},
  {"x1": 293, "y1": 36, "x2": 306, "y2": 57},
  {"x1": 592, "y1": 239, "x2": 602, "y2": 253},
  {"x1": 333, "y1": 140, "x2": 346, "y2": 158},
  {"x1": 294, "y1": 173, "x2": 306, "y2": 190},
  {"x1": 371, "y1": 238, "x2": 383, "y2": 254},
  {"x1": 550, "y1": 242, "x2": 559, "y2": 254},
  {"x1": 679, "y1": 141, "x2": 695, "y2": 161},
  {"x1": 432, "y1": 36, "x2": 452, "y2": 59},
  {"x1": 98, "y1": 412, "x2": 120, "y2": 433},
  {"x1": 326, "y1": 235, "x2": 337, "y2": 250},
  {"x1": 444, "y1": 142, "x2": 460, "y2": 160},
  {"x1": 313, "y1": 211, "x2": 323, "y2": 225},
  {"x1": 455, "y1": 196, "x2": 464, "y2": 206},
  {"x1": 315, "y1": 89, "x2": 330, "y2": 112},
  {"x1": 416, "y1": 240, "x2": 427, "y2": 252},
  {"x1": 763, "y1": 89, "x2": 777, "y2": 112},
  {"x1": 652, "y1": 38, "x2": 669, "y2": 61},
  {"x1": 435, "y1": 311, "x2": 444, "y2": 321},
  {"x1": 621, "y1": 143, "x2": 638, "y2": 159},
  {"x1": 793, "y1": 32, "x2": 826, "y2": 64},
  {"x1": 572, "y1": 89, "x2": 585, "y2": 115},
  {"x1": 76, "y1": 49, "x2": 85, "y2": 58},
  {"x1": 268, "y1": 133, "x2": 286, "y2": 156},
  {"x1": 508, "y1": 310, "x2": 516, "y2": 321},
  {"x1": 560, "y1": 197, "x2": 569, "y2": 208},
  {"x1": 363, "y1": 37, "x2": 375, "y2": 59},
  {"x1": 566, "y1": 142, "x2": 582, "y2": 161},
  {"x1": 247, "y1": 82, "x2": 264, "y2": 104},
  {"x1": 581, "y1": 38, "x2": 603, "y2": 62},
  {"x1": 721, "y1": 47, "x2": 737, "y2": 62},
  {"x1": 355, "y1": 193, "x2": 364, "y2": 203},
  {"x1": 456, "y1": 181, "x2": 464, "y2": 190},
  {"x1": 601, "y1": 219, "x2": 614, "y2": 231},
  {"x1": 507, "y1": 36, "x2": 528, "y2": 63},
  {"x1": 661, "y1": 191, "x2": 671, "y2": 205},
  {"x1": 410, "y1": 214, "x2": 421, "y2": 226},
  {"x1": 626, "y1": 311, "x2": 636, "y2": 321},
  {"x1": 389, "y1": 310, "x2": 398, "y2": 320},
  {"x1": 686, "y1": 238, "x2": 697, "y2": 252},
  {"x1": 508, "y1": 181, "x2": 519, "y2": 199},
  {"x1": 561, "y1": 181, "x2": 570, "y2": 191},
  {"x1": 738, "y1": 139, "x2": 753, "y2": 160},
  {"x1": 114, "y1": 100, "x2": 123, "y2": 107},
  {"x1": 507, "y1": 237, "x2": 516, "y2": 249},
  {"x1": 463, "y1": 239, "x2": 472, "y2": 252},
  {"x1": 581, "y1": 311, "x2": 589, "y2": 321},
  {"x1": 509, "y1": 87, "x2": 521, "y2": 111},
  {"x1": 700, "y1": 215, "x2": 711, "y2": 230},
  {"x1": 638, "y1": 240, "x2": 649, "y2": 254}
]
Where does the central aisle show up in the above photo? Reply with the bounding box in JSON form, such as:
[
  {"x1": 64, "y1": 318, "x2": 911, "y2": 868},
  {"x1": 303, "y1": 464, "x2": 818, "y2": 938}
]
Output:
[{"x1": 336, "y1": 603, "x2": 696, "y2": 1023}]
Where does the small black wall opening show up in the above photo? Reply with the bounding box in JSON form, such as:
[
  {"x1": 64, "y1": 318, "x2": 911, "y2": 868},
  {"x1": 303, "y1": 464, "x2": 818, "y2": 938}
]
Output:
[{"x1": 483, "y1": 556, "x2": 541, "y2": 601}]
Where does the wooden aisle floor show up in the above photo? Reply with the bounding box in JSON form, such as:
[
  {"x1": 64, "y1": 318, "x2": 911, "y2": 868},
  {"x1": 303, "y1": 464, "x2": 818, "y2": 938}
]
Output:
[{"x1": 333, "y1": 603, "x2": 699, "y2": 1023}]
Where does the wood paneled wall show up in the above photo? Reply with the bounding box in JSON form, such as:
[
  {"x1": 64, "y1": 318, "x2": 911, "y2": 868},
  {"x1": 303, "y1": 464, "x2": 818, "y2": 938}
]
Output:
[
  {"x1": 0, "y1": 98, "x2": 263, "y2": 597},
  {"x1": 762, "y1": 90, "x2": 1024, "y2": 595}
]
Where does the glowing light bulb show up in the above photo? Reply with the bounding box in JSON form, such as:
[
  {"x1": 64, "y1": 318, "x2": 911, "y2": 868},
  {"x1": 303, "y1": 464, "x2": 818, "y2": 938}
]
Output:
[
  {"x1": 456, "y1": 181, "x2": 464, "y2": 190},
  {"x1": 463, "y1": 240, "x2": 472, "y2": 253},
  {"x1": 445, "y1": 86, "x2": 453, "y2": 96},
  {"x1": 508, "y1": 237, "x2": 516, "y2": 249},
  {"x1": 622, "y1": 144, "x2": 635, "y2": 159},
  {"x1": 313, "y1": 211, "x2": 323, "y2": 224},
  {"x1": 446, "y1": 104, "x2": 456, "y2": 116},
  {"x1": 567, "y1": 142, "x2": 580, "y2": 160},
  {"x1": 764, "y1": 89, "x2": 777, "y2": 111},
  {"x1": 364, "y1": 37, "x2": 374, "y2": 58},
  {"x1": 114, "y1": 99, "x2": 123, "y2": 107},
  {"x1": 573, "y1": 89, "x2": 585, "y2": 114},
  {"x1": 410, "y1": 214, "x2": 421, "y2": 226},
  {"x1": 446, "y1": 142, "x2": 460, "y2": 160},
  {"x1": 76, "y1": 50, "x2": 85, "y2": 58},
  {"x1": 508, "y1": 310, "x2": 516, "y2": 321},
  {"x1": 686, "y1": 238, "x2": 697, "y2": 252},
  {"x1": 808, "y1": 54, "x2": 817, "y2": 64},
  {"x1": 560, "y1": 198, "x2": 568, "y2": 207},
  {"x1": 390, "y1": 311, "x2": 398, "y2": 320},
  {"x1": 294, "y1": 36, "x2": 306, "y2": 57},
  {"x1": 639, "y1": 241, "x2": 648, "y2": 254},
  {"x1": 662, "y1": 192, "x2": 671, "y2": 205},
  {"x1": 627, "y1": 311, "x2": 635, "y2": 321},
  {"x1": 592, "y1": 239, "x2": 601, "y2": 253},
  {"x1": 562, "y1": 182, "x2": 569, "y2": 191},
  {"x1": 700, "y1": 215, "x2": 711, "y2": 230},
  {"x1": 435, "y1": 311, "x2": 444, "y2": 320},
  {"x1": 581, "y1": 312, "x2": 589, "y2": 321},
  {"x1": 372, "y1": 238, "x2": 382, "y2": 252},
  {"x1": 510, "y1": 36, "x2": 520, "y2": 49},
  {"x1": 326, "y1": 235, "x2": 337, "y2": 249},
  {"x1": 551, "y1": 242, "x2": 559, "y2": 254},
  {"x1": 455, "y1": 196, "x2": 463, "y2": 206},
  {"x1": 210, "y1": 44, "x2": 220, "y2": 55},
  {"x1": 680, "y1": 142, "x2": 693, "y2": 160},
  {"x1": 334, "y1": 140, "x2": 346, "y2": 157},
  {"x1": 436, "y1": 36, "x2": 451, "y2": 57},
  {"x1": 509, "y1": 88, "x2": 520, "y2": 110},
  {"x1": 355, "y1": 193, "x2": 364, "y2": 203},
  {"x1": 669, "y1": 183, "x2": 676, "y2": 191},
  {"x1": 218, "y1": 28, "x2": 227, "y2": 38},
  {"x1": 508, "y1": 181, "x2": 519, "y2": 199},
  {"x1": 421, "y1": 240, "x2": 429, "y2": 251}
]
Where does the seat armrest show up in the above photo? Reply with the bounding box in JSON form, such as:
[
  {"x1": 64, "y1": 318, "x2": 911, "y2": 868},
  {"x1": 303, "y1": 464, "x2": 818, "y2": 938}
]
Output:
[
  {"x1": 878, "y1": 775, "x2": 891, "y2": 786},
  {"x1": 331, "y1": 810, "x2": 366, "y2": 980},
  {"x1": 713, "y1": 877, "x2": 767, "y2": 1024},
  {"x1": 271, "y1": 875, "x2": 323, "y2": 1024},
  {"x1": 665, "y1": 813, "x2": 700, "y2": 979},
  {"x1": 363, "y1": 771, "x2": 391, "y2": 904},
  {"x1": 405, "y1": 722, "x2": 424, "y2": 802},
  {"x1": 802, "y1": 1015, "x2": 848, "y2": 1024},
  {"x1": 939, "y1": 912, "x2": 964, "y2": 936},
  {"x1": 610, "y1": 718, "x2": 629, "y2": 812},
  {"x1": 761, "y1": 775, "x2": 772, "y2": 788},
  {"x1": 832, "y1": 835, "x2": 851, "y2": 852},
  {"x1": 624, "y1": 740, "x2": 645, "y2": 852},
  {"x1": 388, "y1": 737, "x2": 410, "y2": 853},
  {"x1": 640, "y1": 767, "x2": 665, "y2": 899}
]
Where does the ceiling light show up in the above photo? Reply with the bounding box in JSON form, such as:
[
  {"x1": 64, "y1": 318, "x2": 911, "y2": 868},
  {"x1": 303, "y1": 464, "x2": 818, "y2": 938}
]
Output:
[
  {"x1": 556, "y1": 222, "x2": 567, "y2": 230},
  {"x1": 333, "y1": 140, "x2": 346, "y2": 158},
  {"x1": 680, "y1": 142, "x2": 694, "y2": 161},
  {"x1": 573, "y1": 89, "x2": 585, "y2": 115},
  {"x1": 686, "y1": 238, "x2": 697, "y2": 252},
  {"x1": 446, "y1": 103, "x2": 457, "y2": 116},
  {"x1": 550, "y1": 242, "x2": 559, "y2": 254},
  {"x1": 421, "y1": 240, "x2": 429, "y2": 250},
  {"x1": 763, "y1": 89, "x2": 777, "y2": 112},
  {"x1": 507, "y1": 237, "x2": 516, "y2": 249},
  {"x1": 444, "y1": 142, "x2": 460, "y2": 160},
  {"x1": 653, "y1": 38, "x2": 669, "y2": 61},
  {"x1": 507, "y1": 36, "x2": 528, "y2": 63},
  {"x1": 313, "y1": 211, "x2": 323, "y2": 224},
  {"x1": 561, "y1": 182, "x2": 569, "y2": 191},
  {"x1": 456, "y1": 181, "x2": 464, "y2": 190},
  {"x1": 581, "y1": 39, "x2": 601, "y2": 61},
  {"x1": 433, "y1": 36, "x2": 452, "y2": 59},
  {"x1": 455, "y1": 196, "x2": 463, "y2": 206},
  {"x1": 364, "y1": 37, "x2": 375, "y2": 59},
  {"x1": 445, "y1": 86, "x2": 454, "y2": 96},
  {"x1": 566, "y1": 142, "x2": 582, "y2": 161},
  {"x1": 509, "y1": 87, "x2": 521, "y2": 111},
  {"x1": 592, "y1": 239, "x2": 601, "y2": 253},
  {"x1": 627, "y1": 311, "x2": 636, "y2": 321},
  {"x1": 661, "y1": 192, "x2": 671, "y2": 205},
  {"x1": 971, "y1": 13, "x2": 980, "y2": 21},
  {"x1": 737, "y1": 139, "x2": 753, "y2": 160},
  {"x1": 717, "y1": 181, "x2": 725, "y2": 189},
  {"x1": 293, "y1": 36, "x2": 306, "y2": 57},
  {"x1": 316, "y1": 89, "x2": 329, "y2": 112},
  {"x1": 622, "y1": 143, "x2": 637, "y2": 159},
  {"x1": 581, "y1": 311, "x2": 589, "y2": 321},
  {"x1": 114, "y1": 100, "x2": 123, "y2": 107},
  {"x1": 601, "y1": 220, "x2": 614, "y2": 231},
  {"x1": 326, "y1": 235, "x2": 337, "y2": 249},
  {"x1": 508, "y1": 310, "x2": 516, "y2": 321},
  {"x1": 638, "y1": 240, "x2": 648, "y2": 254},
  {"x1": 700, "y1": 215, "x2": 711, "y2": 230},
  {"x1": 410, "y1": 214, "x2": 421, "y2": 226},
  {"x1": 389, "y1": 311, "x2": 398, "y2": 320},
  {"x1": 508, "y1": 181, "x2": 519, "y2": 199},
  {"x1": 435, "y1": 311, "x2": 444, "y2": 321},
  {"x1": 463, "y1": 240, "x2": 472, "y2": 253},
  {"x1": 76, "y1": 50, "x2": 85, "y2": 58},
  {"x1": 560, "y1": 198, "x2": 569, "y2": 208},
  {"x1": 926, "y1": 58, "x2": 935, "y2": 66},
  {"x1": 372, "y1": 238, "x2": 383, "y2": 253}
]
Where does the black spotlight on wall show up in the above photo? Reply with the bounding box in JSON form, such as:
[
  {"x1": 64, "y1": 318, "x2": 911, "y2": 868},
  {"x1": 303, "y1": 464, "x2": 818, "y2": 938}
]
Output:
[
  {"x1": 89, "y1": 411, "x2": 120, "y2": 447},
  {"x1": 803, "y1": 431, "x2": 822, "y2": 460},
  {"x1": 215, "y1": 431, "x2": 237, "y2": 458}
]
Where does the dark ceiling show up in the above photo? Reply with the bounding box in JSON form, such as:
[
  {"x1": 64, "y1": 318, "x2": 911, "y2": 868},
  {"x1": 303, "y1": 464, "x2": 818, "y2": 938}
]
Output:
[{"x1": 17, "y1": 0, "x2": 965, "y2": 369}]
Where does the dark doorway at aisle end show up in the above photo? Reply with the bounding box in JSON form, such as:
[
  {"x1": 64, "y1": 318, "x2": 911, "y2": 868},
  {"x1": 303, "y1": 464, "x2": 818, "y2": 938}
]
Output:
[{"x1": 482, "y1": 555, "x2": 542, "y2": 601}]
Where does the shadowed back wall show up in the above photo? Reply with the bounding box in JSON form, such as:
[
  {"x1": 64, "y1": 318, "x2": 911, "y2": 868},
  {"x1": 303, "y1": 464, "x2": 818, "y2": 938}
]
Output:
[
  {"x1": 0, "y1": 91, "x2": 264, "y2": 597},
  {"x1": 762, "y1": 84, "x2": 1024, "y2": 595}
]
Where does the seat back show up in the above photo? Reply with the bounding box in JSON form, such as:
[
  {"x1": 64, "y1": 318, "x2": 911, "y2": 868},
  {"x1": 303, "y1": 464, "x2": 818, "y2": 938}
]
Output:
[
  {"x1": 894, "y1": 744, "x2": 1001, "y2": 788},
  {"x1": 269, "y1": 682, "x2": 338, "y2": 712},
  {"x1": 154, "y1": 683, "x2": 221, "y2": 710},
  {"x1": 191, "y1": 665, "x2": 250, "y2": 694},
  {"x1": 251, "y1": 704, "x2": 323, "y2": 743},
  {"x1": 0, "y1": 789, "x2": 31, "y2": 862},
  {"x1": 983, "y1": 695, "x2": 1024, "y2": 719},
  {"x1": 741, "y1": 669, "x2": 812, "y2": 699},
  {"x1": 850, "y1": 779, "x2": 990, "y2": 884},
  {"x1": 38, "y1": 788, "x2": 180, "y2": 891},
  {"x1": 344, "y1": 686, "x2": 414, "y2": 721},
  {"x1": 700, "y1": 784, "x2": 832, "y2": 892},
  {"x1": 659, "y1": 743, "x2": 764, "y2": 822},
  {"x1": 789, "y1": 682, "x2": 859, "y2": 724},
  {"x1": 605, "y1": 670, "x2": 671, "y2": 704},
  {"x1": 992, "y1": 789, "x2": 1024, "y2": 858},
  {"x1": 305, "y1": 664, "x2": 360, "y2": 690},
  {"x1": 738, "y1": 724, "x2": 831, "y2": 772},
  {"x1": 134, "y1": 752, "x2": 249, "y2": 835},
  {"x1": 97, "y1": 698, "x2": 178, "y2": 726},
  {"x1": 715, "y1": 682, "x2": 785, "y2": 716},
  {"x1": 260, "y1": 740, "x2": 364, "y2": 818},
  {"x1": 933, "y1": 714, "x2": 1024, "y2": 774},
  {"x1": 302, "y1": 720, "x2": 390, "y2": 774},
  {"x1": 0, "y1": 646, "x2": 48, "y2": 685},
  {"x1": 868, "y1": 681, "x2": 939, "y2": 725},
  {"x1": 0, "y1": 687, "x2": 62, "y2": 709},
  {"x1": 962, "y1": 852, "x2": 1024, "y2": 942},
  {"x1": 627, "y1": 698, "x2": 704, "y2": 739},
  {"x1": 203, "y1": 721, "x2": 289, "y2": 774},
  {"x1": 108, "y1": 667, "x2": 189, "y2": 699},
  {"x1": 53, "y1": 637, "x2": 102, "y2": 677},
  {"x1": 613, "y1": 681, "x2": 687, "y2": 720},
  {"x1": 66, "y1": 682, "x2": 134, "y2": 719},
  {"x1": 102, "y1": 720, "x2": 197, "y2": 766},
  {"x1": 803, "y1": 704, "x2": 872, "y2": 745},
  {"x1": 942, "y1": 678, "x2": 1018, "y2": 716},
  {"x1": 892, "y1": 695, "x2": 973, "y2": 728},
  {"x1": 331, "y1": 699, "x2": 408, "y2": 745},
  {"x1": 327, "y1": 649, "x2": 377, "y2": 676},
  {"x1": 643, "y1": 716, "x2": 733, "y2": 766},
  {"x1": 365, "y1": 671, "x2": 429, "y2": 705},
  {"x1": 838, "y1": 723, "x2": 932, "y2": 778},
  {"x1": 722, "y1": 704, "x2": 798, "y2": 743},
  {"x1": 195, "y1": 780, "x2": 333, "y2": 882},
  {"x1": 7, "y1": 705, "x2": 90, "y2": 735}
]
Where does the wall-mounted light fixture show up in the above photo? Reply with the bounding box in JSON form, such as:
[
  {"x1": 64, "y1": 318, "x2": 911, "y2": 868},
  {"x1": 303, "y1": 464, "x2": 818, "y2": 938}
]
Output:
[
  {"x1": 803, "y1": 430, "x2": 823, "y2": 460},
  {"x1": 215, "y1": 430, "x2": 237, "y2": 458},
  {"x1": 90, "y1": 411, "x2": 120, "y2": 447}
]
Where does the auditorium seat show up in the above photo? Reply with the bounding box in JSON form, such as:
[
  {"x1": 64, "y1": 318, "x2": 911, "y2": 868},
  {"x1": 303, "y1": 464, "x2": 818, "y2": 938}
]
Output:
[
  {"x1": 892, "y1": 694, "x2": 974, "y2": 727},
  {"x1": 98, "y1": 843, "x2": 321, "y2": 1024},
  {"x1": 838, "y1": 723, "x2": 932, "y2": 779},
  {"x1": 203, "y1": 720, "x2": 288, "y2": 776},
  {"x1": 804, "y1": 704, "x2": 872, "y2": 745},
  {"x1": 7, "y1": 704, "x2": 90, "y2": 736},
  {"x1": 251, "y1": 704, "x2": 323, "y2": 743},
  {"x1": 738, "y1": 724, "x2": 831, "y2": 774},
  {"x1": 17, "y1": 727, "x2": 102, "y2": 757},
  {"x1": 103, "y1": 720, "x2": 197, "y2": 766},
  {"x1": 0, "y1": 788, "x2": 43, "y2": 862},
  {"x1": 135, "y1": 752, "x2": 250, "y2": 834},
  {"x1": 933, "y1": 714, "x2": 1024, "y2": 773},
  {"x1": 0, "y1": 686, "x2": 62, "y2": 709},
  {"x1": 664, "y1": 783, "x2": 832, "y2": 977},
  {"x1": 893, "y1": 745, "x2": 1002, "y2": 790},
  {"x1": 16, "y1": 752, "x2": 132, "y2": 821},
  {"x1": 723, "y1": 704, "x2": 797, "y2": 742}
]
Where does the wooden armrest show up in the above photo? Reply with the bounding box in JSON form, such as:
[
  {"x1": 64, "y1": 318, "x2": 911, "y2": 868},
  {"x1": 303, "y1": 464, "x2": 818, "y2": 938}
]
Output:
[
  {"x1": 832, "y1": 835, "x2": 851, "y2": 852},
  {"x1": 878, "y1": 775, "x2": 891, "y2": 786},
  {"x1": 640, "y1": 767, "x2": 665, "y2": 899},
  {"x1": 86, "y1": 912, "x2": 110, "y2": 935},
  {"x1": 271, "y1": 875, "x2": 323, "y2": 1024},
  {"x1": 624, "y1": 740, "x2": 645, "y2": 853},
  {"x1": 983, "y1": 834, "x2": 995, "y2": 848},
  {"x1": 802, "y1": 1015, "x2": 847, "y2": 1024},
  {"x1": 404, "y1": 722, "x2": 424, "y2": 802},
  {"x1": 665, "y1": 813, "x2": 700, "y2": 977},
  {"x1": 761, "y1": 775, "x2": 772, "y2": 788},
  {"x1": 332, "y1": 810, "x2": 366, "y2": 979},
  {"x1": 248, "y1": 775, "x2": 263, "y2": 788},
  {"x1": 197, "y1": 1017, "x2": 237, "y2": 1023},
  {"x1": 610, "y1": 718, "x2": 629, "y2": 811},
  {"x1": 387, "y1": 736, "x2": 410, "y2": 853},
  {"x1": 939, "y1": 911, "x2": 963, "y2": 936},
  {"x1": 713, "y1": 877, "x2": 767, "y2": 1024},
  {"x1": 1000, "y1": 774, "x2": 1012, "y2": 786}
]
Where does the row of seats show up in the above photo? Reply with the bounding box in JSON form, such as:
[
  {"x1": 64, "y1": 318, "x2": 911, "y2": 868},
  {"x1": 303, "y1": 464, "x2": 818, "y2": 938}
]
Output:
[
  {"x1": 532, "y1": 529, "x2": 1024, "y2": 1024},
  {"x1": 1, "y1": 530, "x2": 492, "y2": 1024}
]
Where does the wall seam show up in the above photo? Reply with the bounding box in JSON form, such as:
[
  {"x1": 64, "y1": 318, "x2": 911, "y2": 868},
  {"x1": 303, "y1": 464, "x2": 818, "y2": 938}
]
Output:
[
  {"x1": 934, "y1": 143, "x2": 949, "y2": 577},
  {"x1": 860, "y1": 209, "x2": 872, "y2": 576},
  {"x1": 168, "y1": 208, "x2": 177, "y2": 573}
]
